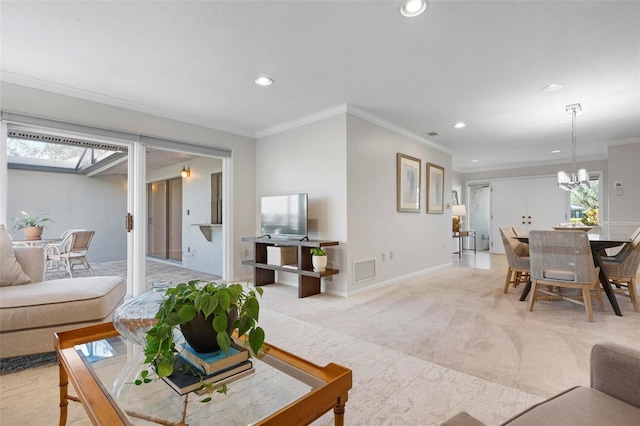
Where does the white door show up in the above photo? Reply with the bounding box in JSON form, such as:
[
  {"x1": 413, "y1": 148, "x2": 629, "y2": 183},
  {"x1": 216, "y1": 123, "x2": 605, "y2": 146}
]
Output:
[
  {"x1": 526, "y1": 176, "x2": 568, "y2": 231},
  {"x1": 491, "y1": 179, "x2": 527, "y2": 254},
  {"x1": 490, "y1": 176, "x2": 568, "y2": 254}
]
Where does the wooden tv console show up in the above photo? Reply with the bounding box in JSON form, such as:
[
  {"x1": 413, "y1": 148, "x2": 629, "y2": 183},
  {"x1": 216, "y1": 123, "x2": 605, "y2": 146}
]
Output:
[{"x1": 241, "y1": 237, "x2": 340, "y2": 298}]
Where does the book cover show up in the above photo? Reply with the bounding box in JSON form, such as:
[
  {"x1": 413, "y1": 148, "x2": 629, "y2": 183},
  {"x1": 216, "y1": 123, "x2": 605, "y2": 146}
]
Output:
[
  {"x1": 180, "y1": 341, "x2": 250, "y2": 374},
  {"x1": 162, "y1": 357, "x2": 253, "y2": 396}
]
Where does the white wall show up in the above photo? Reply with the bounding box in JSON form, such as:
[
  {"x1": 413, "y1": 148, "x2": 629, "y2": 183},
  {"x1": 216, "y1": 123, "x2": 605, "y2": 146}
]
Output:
[
  {"x1": 1, "y1": 82, "x2": 256, "y2": 280},
  {"x1": 255, "y1": 114, "x2": 348, "y2": 293},
  {"x1": 7, "y1": 169, "x2": 127, "y2": 262},
  {"x1": 181, "y1": 157, "x2": 223, "y2": 276},
  {"x1": 346, "y1": 114, "x2": 452, "y2": 294},
  {"x1": 607, "y1": 142, "x2": 640, "y2": 235},
  {"x1": 146, "y1": 156, "x2": 224, "y2": 276}
]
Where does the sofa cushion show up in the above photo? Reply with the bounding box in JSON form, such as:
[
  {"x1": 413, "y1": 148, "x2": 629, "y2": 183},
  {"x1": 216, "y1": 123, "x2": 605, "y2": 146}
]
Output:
[
  {"x1": 503, "y1": 386, "x2": 640, "y2": 425},
  {"x1": 0, "y1": 275, "x2": 125, "y2": 332},
  {"x1": 0, "y1": 225, "x2": 31, "y2": 287}
]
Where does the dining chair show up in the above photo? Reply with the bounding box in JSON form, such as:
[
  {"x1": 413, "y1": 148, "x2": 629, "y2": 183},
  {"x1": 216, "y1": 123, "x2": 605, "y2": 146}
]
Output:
[
  {"x1": 511, "y1": 226, "x2": 526, "y2": 237},
  {"x1": 602, "y1": 226, "x2": 640, "y2": 262},
  {"x1": 44, "y1": 230, "x2": 95, "y2": 278},
  {"x1": 529, "y1": 230, "x2": 603, "y2": 322},
  {"x1": 602, "y1": 232, "x2": 640, "y2": 312},
  {"x1": 499, "y1": 227, "x2": 530, "y2": 294}
]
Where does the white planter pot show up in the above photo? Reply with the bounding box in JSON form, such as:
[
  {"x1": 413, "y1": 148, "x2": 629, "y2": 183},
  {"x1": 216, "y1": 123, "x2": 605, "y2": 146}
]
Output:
[{"x1": 312, "y1": 255, "x2": 327, "y2": 272}]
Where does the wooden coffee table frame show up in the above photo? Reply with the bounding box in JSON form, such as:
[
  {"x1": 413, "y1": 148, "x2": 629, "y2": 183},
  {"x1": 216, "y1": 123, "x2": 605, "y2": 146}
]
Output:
[{"x1": 55, "y1": 323, "x2": 352, "y2": 426}]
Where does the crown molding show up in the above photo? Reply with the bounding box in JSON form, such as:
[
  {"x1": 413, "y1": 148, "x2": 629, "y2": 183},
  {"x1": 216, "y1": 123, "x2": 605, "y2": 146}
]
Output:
[
  {"x1": 256, "y1": 102, "x2": 453, "y2": 156},
  {"x1": 0, "y1": 72, "x2": 255, "y2": 138},
  {"x1": 255, "y1": 104, "x2": 349, "y2": 138}
]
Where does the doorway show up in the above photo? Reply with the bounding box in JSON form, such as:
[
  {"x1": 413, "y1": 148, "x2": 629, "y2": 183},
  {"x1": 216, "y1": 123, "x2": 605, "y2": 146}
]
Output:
[
  {"x1": 468, "y1": 184, "x2": 491, "y2": 251},
  {"x1": 148, "y1": 177, "x2": 183, "y2": 261}
]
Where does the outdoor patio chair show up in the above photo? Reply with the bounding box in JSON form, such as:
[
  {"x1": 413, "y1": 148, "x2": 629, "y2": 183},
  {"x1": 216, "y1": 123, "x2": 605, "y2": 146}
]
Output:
[
  {"x1": 44, "y1": 230, "x2": 95, "y2": 278},
  {"x1": 529, "y1": 230, "x2": 603, "y2": 322},
  {"x1": 500, "y1": 227, "x2": 530, "y2": 294},
  {"x1": 602, "y1": 231, "x2": 640, "y2": 312}
]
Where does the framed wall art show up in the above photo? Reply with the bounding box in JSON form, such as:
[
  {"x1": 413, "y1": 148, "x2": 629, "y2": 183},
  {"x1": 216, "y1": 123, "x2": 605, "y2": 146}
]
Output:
[
  {"x1": 396, "y1": 153, "x2": 421, "y2": 212},
  {"x1": 426, "y1": 162, "x2": 445, "y2": 214}
]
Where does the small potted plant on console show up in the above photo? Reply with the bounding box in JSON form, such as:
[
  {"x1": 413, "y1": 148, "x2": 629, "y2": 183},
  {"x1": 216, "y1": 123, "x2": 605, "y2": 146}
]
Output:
[{"x1": 310, "y1": 247, "x2": 328, "y2": 272}]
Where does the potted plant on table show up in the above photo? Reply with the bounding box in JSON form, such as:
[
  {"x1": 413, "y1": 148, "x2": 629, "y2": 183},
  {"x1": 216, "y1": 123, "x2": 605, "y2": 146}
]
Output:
[
  {"x1": 138, "y1": 280, "x2": 265, "y2": 390},
  {"x1": 310, "y1": 247, "x2": 328, "y2": 272},
  {"x1": 12, "y1": 210, "x2": 54, "y2": 240}
]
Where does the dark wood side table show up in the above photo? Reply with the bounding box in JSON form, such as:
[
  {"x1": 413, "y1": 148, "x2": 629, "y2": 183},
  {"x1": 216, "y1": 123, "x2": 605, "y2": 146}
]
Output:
[{"x1": 453, "y1": 230, "x2": 476, "y2": 258}]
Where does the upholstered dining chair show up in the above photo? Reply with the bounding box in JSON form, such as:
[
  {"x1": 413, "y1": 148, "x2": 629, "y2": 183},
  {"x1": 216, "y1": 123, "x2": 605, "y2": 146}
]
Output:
[
  {"x1": 602, "y1": 231, "x2": 640, "y2": 312},
  {"x1": 528, "y1": 230, "x2": 603, "y2": 322},
  {"x1": 603, "y1": 226, "x2": 640, "y2": 262},
  {"x1": 44, "y1": 230, "x2": 95, "y2": 278},
  {"x1": 500, "y1": 227, "x2": 530, "y2": 294}
]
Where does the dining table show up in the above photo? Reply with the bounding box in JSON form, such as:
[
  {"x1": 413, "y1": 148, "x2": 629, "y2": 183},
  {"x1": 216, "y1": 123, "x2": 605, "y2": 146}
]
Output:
[
  {"x1": 11, "y1": 238, "x2": 61, "y2": 247},
  {"x1": 515, "y1": 232, "x2": 631, "y2": 317}
]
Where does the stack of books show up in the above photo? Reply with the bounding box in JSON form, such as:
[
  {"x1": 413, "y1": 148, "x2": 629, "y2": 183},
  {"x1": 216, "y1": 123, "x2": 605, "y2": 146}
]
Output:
[{"x1": 162, "y1": 341, "x2": 253, "y2": 395}]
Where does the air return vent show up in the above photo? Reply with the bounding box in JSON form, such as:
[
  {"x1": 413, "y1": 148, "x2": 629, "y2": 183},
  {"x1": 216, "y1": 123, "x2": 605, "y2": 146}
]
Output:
[
  {"x1": 8, "y1": 130, "x2": 127, "y2": 152},
  {"x1": 353, "y1": 258, "x2": 376, "y2": 283}
]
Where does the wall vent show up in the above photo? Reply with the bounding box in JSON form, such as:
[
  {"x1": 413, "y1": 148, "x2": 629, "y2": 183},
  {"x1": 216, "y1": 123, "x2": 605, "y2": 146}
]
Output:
[{"x1": 353, "y1": 258, "x2": 376, "y2": 283}]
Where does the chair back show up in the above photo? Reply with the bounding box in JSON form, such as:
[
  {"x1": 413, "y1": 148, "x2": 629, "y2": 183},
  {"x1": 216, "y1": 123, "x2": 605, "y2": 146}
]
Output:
[
  {"x1": 500, "y1": 227, "x2": 529, "y2": 268},
  {"x1": 69, "y1": 231, "x2": 94, "y2": 254},
  {"x1": 529, "y1": 230, "x2": 597, "y2": 284},
  {"x1": 512, "y1": 226, "x2": 525, "y2": 236},
  {"x1": 607, "y1": 232, "x2": 640, "y2": 278},
  {"x1": 60, "y1": 228, "x2": 86, "y2": 240}
]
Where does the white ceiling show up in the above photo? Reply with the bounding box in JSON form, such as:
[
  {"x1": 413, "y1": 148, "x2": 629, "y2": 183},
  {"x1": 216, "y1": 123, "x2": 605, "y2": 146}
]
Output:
[{"x1": 1, "y1": 1, "x2": 638, "y2": 172}]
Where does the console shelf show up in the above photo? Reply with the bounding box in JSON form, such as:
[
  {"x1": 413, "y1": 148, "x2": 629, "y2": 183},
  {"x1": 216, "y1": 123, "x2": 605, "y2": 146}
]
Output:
[{"x1": 241, "y1": 237, "x2": 339, "y2": 298}]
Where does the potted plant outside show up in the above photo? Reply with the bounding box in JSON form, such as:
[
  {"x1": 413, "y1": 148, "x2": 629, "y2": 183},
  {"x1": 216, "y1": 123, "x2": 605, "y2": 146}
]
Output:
[
  {"x1": 12, "y1": 211, "x2": 54, "y2": 240},
  {"x1": 310, "y1": 247, "x2": 328, "y2": 272},
  {"x1": 140, "y1": 280, "x2": 265, "y2": 384}
]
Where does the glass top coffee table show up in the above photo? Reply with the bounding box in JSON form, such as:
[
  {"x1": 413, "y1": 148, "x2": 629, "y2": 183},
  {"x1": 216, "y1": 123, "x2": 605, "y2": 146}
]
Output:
[{"x1": 55, "y1": 323, "x2": 352, "y2": 425}]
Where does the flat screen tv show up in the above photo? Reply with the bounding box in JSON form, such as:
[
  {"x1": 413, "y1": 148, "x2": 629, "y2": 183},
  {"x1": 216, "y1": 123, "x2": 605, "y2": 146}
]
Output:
[{"x1": 260, "y1": 193, "x2": 308, "y2": 239}]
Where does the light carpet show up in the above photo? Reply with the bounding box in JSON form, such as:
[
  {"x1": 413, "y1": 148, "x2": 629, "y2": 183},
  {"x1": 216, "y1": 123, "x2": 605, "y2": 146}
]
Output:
[{"x1": 1, "y1": 253, "x2": 638, "y2": 425}]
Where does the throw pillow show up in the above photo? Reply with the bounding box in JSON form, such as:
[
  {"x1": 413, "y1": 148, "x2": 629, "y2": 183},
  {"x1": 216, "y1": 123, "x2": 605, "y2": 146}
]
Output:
[
  {"x1": 513, "y1": 242, "x2": 530, "y2": 257},
  {"x1": 0, "y1": 224, "x2": 32, "y2": 286}
]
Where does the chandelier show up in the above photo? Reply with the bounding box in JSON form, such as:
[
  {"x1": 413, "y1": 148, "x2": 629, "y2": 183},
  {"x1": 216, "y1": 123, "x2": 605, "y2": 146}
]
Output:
[{"x1": 557, "y1": 103, "x2": 589, "y2": 191}]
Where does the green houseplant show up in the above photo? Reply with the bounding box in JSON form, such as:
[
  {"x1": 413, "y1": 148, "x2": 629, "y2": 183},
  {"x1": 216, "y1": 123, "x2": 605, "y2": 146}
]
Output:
[
  {"x1": 12, "y1": 210, "x2": 54, "y2": 229},
  {"x1": 12, "y1": 211, "x2": 54, "y2": 240},
  {"x1": 310, "y1": 247, "x2": 328, "y2": 272},
  {"x1": 141, "y1": 280, "x2": 265, "y2": 382}
]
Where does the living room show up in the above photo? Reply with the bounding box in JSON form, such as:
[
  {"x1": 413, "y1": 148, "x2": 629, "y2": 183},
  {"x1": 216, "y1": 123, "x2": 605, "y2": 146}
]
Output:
[{"x1": 1, "y1": 1, "x2": 639, "y2": 425}]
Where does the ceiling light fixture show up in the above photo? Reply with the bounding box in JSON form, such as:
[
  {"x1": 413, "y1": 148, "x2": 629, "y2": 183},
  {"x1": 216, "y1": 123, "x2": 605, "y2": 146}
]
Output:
[
  {"x1": 557, "y1": 103, "x2": 589, "y2": 191},
  {"x1": 542, "y1": 83, "x2": 564, "y2": 92},
  {"x1": 551, "y1": 149, "x2": 562, "y2": 154},
  {"x1": 254, "y1": 76, "x2": 274, "y2": 86},
  {"x1": 453, "y1": 122, "x2": 467, "y2": 128},
  {"x1": 400, "y1": 0, "x2": 428, "y2": 17},
  {"x1": 471, "y1": 159, "x2": 479, "y2": 163}
]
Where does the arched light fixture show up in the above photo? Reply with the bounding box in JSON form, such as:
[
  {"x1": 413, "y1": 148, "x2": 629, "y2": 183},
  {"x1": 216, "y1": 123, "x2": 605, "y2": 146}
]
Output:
[
  {"x1": 557, "y1": 103, "x2": 589, "y2": 191},
  {"x1": 400, "y1": 0, "x2": 428, "y2": 17},
  {"x1": 181, "y1": 166, "x2": 190, "y2": 178}
]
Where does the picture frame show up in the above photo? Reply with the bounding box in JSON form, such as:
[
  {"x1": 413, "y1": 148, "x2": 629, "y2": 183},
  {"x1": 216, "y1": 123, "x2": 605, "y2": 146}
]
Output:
[
  {"x1": 452, "y1": 190, "x2": 459, "y2": 205},
  {"x1": 426, "y1": 162, "x2": 445, "y2": 214},
  {"x1": 397, "y1": 153, "x2": 421, "y2": 212}
]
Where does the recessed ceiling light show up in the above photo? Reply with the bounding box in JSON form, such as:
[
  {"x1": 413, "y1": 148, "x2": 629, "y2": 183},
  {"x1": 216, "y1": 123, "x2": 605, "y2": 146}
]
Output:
[
  {"x1": 400, "y1": 0, "x2": 428, "y2": 17},
  {"x1": 453, "y1": 122, "x2": 467, "y2": 128},
  {"x1": 542, "y1": 83, "x2": 564, "y2": 92},
  {"x1": 551, "y1": 149, "x2": 562, "y2": 154},
  {"x1": 471, "y1": 159, "x2": 479, "y2": 163},
  {"x1": 254, "y1": 76, "x2": 274, "y2": 86}
]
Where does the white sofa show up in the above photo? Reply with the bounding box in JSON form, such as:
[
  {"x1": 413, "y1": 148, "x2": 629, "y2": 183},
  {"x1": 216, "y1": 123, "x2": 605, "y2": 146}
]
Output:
[{"x1": 0, "y1": 230, "x2": 125, "y2": 358}]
